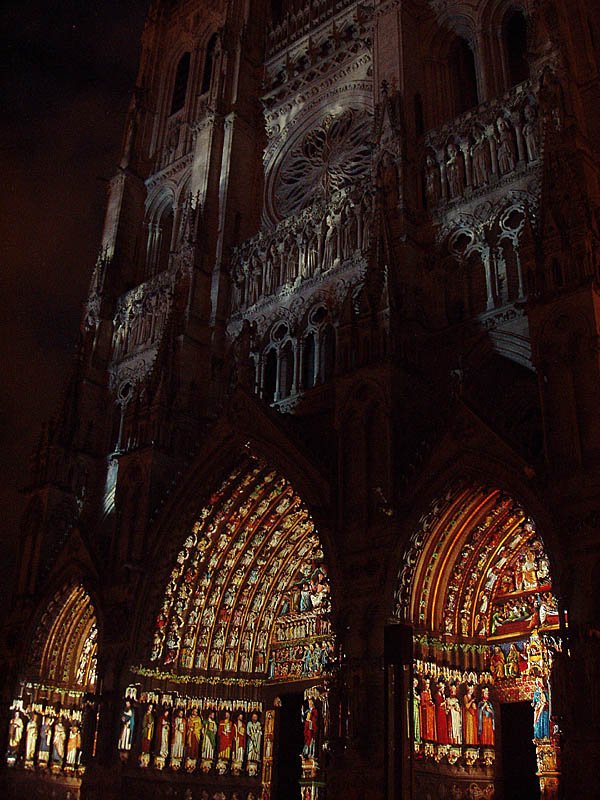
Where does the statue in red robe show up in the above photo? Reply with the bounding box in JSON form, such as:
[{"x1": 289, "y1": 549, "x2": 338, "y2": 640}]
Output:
[
  {"x1": 434, "y1": 683, "x2": 449, "y2": 744},
  {"x1": 420, "y1": 683, "x2": 436, "y2": 742},
  {"x1": 302, "y1": 698, "x2": 319, "y2": 759},
  {"x1": 218, "y1": 711, "x2": 234, "y2": 759}
]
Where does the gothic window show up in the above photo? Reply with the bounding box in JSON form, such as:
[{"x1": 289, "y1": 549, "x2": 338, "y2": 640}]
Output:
[
  {"x1": 170, "y1": 52, "x2": 191, "y2": 115},
  {"x1": 468, "y1": 252, "x2": 489, "y2": 314},
  {"x1": 146, "y1": 200, "x2": 174, "y2": 276},
  {"x1": 503, "y1": 8, "x2": 529, "y2": 87},
  {"x1": 201, "y1": 34, "x2": 218, "y2": 95},
  {"x1": 320, "y1": 325, "x2": 336, "y2": 383},
  {"x1": 279, "y1": 341, "x2": 295, "y2": 399},
  {"x1": 449, "y1": 37, "x2": 479, "y2": 116},
  {"x1": 263, "y1": 349, "x2": 277, "y2": 403},
  {"x1": 303, "y1": 333, "x2": 316, "y2": 389}
]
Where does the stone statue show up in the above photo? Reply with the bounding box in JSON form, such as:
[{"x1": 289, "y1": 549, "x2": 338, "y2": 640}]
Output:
[
  {"x1": 496, "y1": 116, "x2": 516, "y2": 175},
  {"x1": 471, "y1": 128, "x2": 490, "y2": 187},
  {"x1": 425, "y1": 154, "x2": 440, "y2": 207},
  {"x1": 446, "y1": 143, "x2": 464, "y2": 199},
  {"x1": 523, "y1": 104, "x2": 540, "y2": 161}
]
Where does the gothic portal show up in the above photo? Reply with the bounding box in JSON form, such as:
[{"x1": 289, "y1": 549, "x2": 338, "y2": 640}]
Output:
[{"x1": 3, "y1": 0, "x2": 600, "y2": 799}]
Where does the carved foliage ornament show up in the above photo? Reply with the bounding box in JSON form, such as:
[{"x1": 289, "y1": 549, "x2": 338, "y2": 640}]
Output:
[{"x1": 274, "y1": 107, "x2": 372, "y2": 219}]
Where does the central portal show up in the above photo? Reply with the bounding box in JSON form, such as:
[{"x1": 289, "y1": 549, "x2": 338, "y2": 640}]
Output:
[{"x1": 114, "y1": 455, "x2": 336, "y2": 800}]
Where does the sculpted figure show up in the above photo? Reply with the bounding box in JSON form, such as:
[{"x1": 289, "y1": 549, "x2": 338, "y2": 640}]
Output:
[
  {"x1": 478, "y1": 687, "x2": 495, "y2": 745},
  {"x1": 302, "y1": 698, "x2": 318, "y2": 759},
  {"x1": 446, "y1": 684, "x2": 462, "y2": 745},
  {"x1": 471, "y1": 128, "x2": 490, "y2": 187},
  {"x1": 496, "y1": 116, "x2": 516, "y2": 174},
  {"x1": 462, "y1": 684, "x2": 478, "y2": 745},
  {"x1": 446, "y1": 143, "x2": 464, "y2": 198},
  {"x1": 425, "y1": 154, "x2": 440, "y2": 207},
  {"x1": 523, "y1": 104, "x2": 540, "y2": 161}
]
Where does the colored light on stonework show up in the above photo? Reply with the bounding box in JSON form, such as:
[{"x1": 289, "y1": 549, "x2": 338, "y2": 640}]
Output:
[{"x1": 148, "y1": 457, "x2": 335, "y2": 682}]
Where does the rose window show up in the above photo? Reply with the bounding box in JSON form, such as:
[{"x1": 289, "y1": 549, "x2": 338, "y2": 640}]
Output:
[{"x1": 274, "y1": 108, "x2": 373, "y2": 219}]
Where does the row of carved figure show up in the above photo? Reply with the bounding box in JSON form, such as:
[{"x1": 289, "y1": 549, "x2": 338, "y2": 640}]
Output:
[
  {"x1": 268, "y1": 638, "x2": 335, "y2": 680},
  {"x1": 413, "y1": 672, "x2": 551, "y2": 748},
  {"x1": 6, "y1": 707, "x2": 85, "y2": 771},
  {"x1": 119, "y1": 701, "x2": 264, "y2": 776},
  {"x1": 424, "y1": 98, "x2": 540, "y2": 208},
  {"x1": 230, "y1": 187, "x2": 373, "y2": 312},
  {"x1": 112, "y1": 274, "x2": 173, "y2": 361}
]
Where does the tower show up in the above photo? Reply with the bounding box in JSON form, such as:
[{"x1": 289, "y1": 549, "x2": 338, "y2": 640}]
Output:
[{"x1": 3, "y1": 1, "x2": 600, "y2": 799}]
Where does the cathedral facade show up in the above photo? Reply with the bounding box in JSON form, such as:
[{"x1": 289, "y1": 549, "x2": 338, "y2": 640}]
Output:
[{"x1": 2, "y1": 0, "x2": 600, "y2": 798}]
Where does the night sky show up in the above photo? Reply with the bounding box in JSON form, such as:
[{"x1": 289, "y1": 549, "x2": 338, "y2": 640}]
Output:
[{"x1": 1, "y1": 1, "x2": 149, "y2": 603}]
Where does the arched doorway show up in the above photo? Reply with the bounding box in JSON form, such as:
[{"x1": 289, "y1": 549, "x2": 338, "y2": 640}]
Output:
[
  {"x1": 122, "y1": 454, "x2": 336, "y2": 800},
  {"x1": 391, "y1": 483, "x2": 562, "y2": 800},
  {"x1": 6, "y1": 582, "x2": 98, "y2": 775}
]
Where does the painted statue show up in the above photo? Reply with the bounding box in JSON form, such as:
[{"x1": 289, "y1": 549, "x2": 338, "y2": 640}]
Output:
[
  {"x1": 232, "y1": 712, "x2": 246, "y2": 770},
  {"x1": 66, "y1": 723, "x2": 81, "y2": 766},
  {"x1": 202, "y1": 710, "x2": 217, "y2": 761},
  {"x1": 490, "y1": 646, "x2": 506, "y2": 681},
  {"x1": 420, "y1": 682, "x2": 436, "y2": 741},
  {"x1": 38, "y1": 716, "x2": 52, "y2": 766},
  {"x1": 302, "y1": 698, "x2": 318, "y2": 759},
  {"x1": 434, "y1": 682, "x2": 449, "y2": 744},
  {"x1": 412, "y1": 678, "x2": 421, "y2": 744},
  {"x1": 506, "y1": 643, "x2": 520, "y2": 678},
  {"x1": 462, "y1": 685, "x2": 478, "y2": 745},
  {"x1": 186, "y1": 707, "x2": 202, "y2": 763},
  {"x1": 477, "y1": 687, "x2": 495, "y2": 746},
  {"x1": 7, "y1": 711, "x2": 24, "y2": 760},
  {"x1": 446, "y1": 684, "x2": 462, "y2": 745},
  {"x1": 140, "y1": 704, "x2": 155, "y2": 757},
  {"x1": 218, "y1": 710, "x2": 234, "y2": 760},
  {"x1": 171, "y1": 709, "x2": 187, "y2": 765},
  {"x1": 118, "y1": 700, "x2": 135, "y2": 752},
  {"x1": 247, "y1": 712, "x2": 262, "y2": 763},
  {"x1": 532, "y1": 679, "x2": 550, "y2": 739},
  {"x1": 52, "y1": 720, "x2": 66, "y2": 766},
  {"x1": 159, "y1": 710, "x2": 171, "y2": 759},
  {"x1": 25, "y1": 714, "x2": 39, "y2": 764}
]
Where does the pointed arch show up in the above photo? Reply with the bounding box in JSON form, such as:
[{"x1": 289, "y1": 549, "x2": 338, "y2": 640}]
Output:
[
  {"x1": 26, "y1": 582, "x2": 98, "y2": 696},
  {"x1": 137, "y1": 453, "x2": 335, "y2": 685}
]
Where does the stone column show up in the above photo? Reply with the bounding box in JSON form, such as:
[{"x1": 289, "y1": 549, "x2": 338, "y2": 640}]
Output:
[{"x1": 512, "y1": 110, "x2": 526, "y2": 164}]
